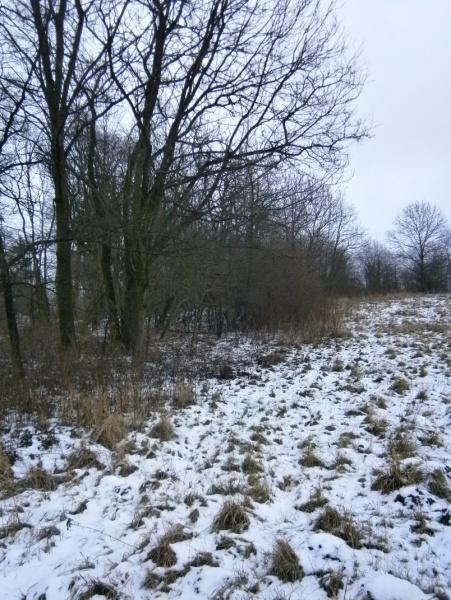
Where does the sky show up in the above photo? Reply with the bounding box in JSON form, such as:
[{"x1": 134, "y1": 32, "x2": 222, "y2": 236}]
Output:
[{"x1": 338, "y1": 0, "x2": 451, "y2": 240}]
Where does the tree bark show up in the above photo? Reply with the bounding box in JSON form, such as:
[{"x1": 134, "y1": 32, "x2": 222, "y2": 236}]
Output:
[
  {"x1": 0, "y1": 230, "x2": 24, "y2": 377},
  {"x1": 52, "y1": 134, "x2": 75, "y2": 346}
]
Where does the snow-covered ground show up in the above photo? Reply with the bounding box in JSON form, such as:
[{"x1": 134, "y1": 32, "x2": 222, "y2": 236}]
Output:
[{"x1": 0, "y1": 295, "x2": 450, "y2": 599}]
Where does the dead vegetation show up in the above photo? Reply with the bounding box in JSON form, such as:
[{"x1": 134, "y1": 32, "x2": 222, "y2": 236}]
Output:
[
  {"x1": 314, "y1": 506, "x2": 363, "y2": 549},
  {"x1": 75, "y1": 578, "x2": 118, "y2": 600},
  {"x1": 297, "y1": 487, "x2": 328, "y2": 513},
  {"x1": 299, "y1": 444, "x2": 325, "y2": 468},
  {"x1": 172, "y1": 381, "x2": 196, "y2": 408},
  {"x1": 388, "y1": 428, "x2": 416, "y2": 459},
  {"x1": 149, "y1": 413, "x2": 175, "y2": 441},
  {"x1": 22, "y1": 464, "x2": 59, "y2": 491},
  {"x1": 270, "y1": 539, "x2": 304, "y2": 582},
  {"x1": 372, "y1": 458, "x2": 424, "y2": 494},
  {"x1": 391, "y1": 377, "x2": 410, "y2": 394},
  {"x1": 318, "y1": 568, "x2": 345, "y2": 598},
  {"x1": 93, "y1": 413, "x2": 128, "y2": 449},
  {"x1": 212, "y1": 499, "x2": 251, "y2": 533},
  {"x1": 146, "y1": 524, "x2": 193, "y2": 567},
  {"x1": 428, "y1": 470, "x2": 450, "y2": 501},
  {"x1": 0, "y1": 443, "x2": 14, "y2": 497},
  {"x1": 66, "y1": 444, "x2": 103, "y2": 472},
  {"x1": 247, "y1": 475, "x2": 271, "y2": 503}
]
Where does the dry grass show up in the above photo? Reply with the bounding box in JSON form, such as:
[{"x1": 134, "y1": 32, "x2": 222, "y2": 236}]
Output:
[
  {"x1": 76, "y1": 578, "x2": 118, "y2": 599},
  {"x1": 364, "y1": 408, "x2": 388, "y2": 438},
  {"x1": 419, "y1": 430, "x2": 442, "y2": 447},
  {"x1": 147, "y1": 540, "x2": 177, "y2": 567},
  {"x1": 149, "y1": 413, "x2": 175, "y2": 441},
  {"x1": 391, "y1": 377, "x2": 410, "y2": 395},
  {"x1": 242, "y1": 453, "x2": 262, "y2": 475},
  {"x1": 270, "y1": 539, "x2": 304, "y2": 583},
  {"x1": 66, "y1": 444, "x2": 103, "y2": 471},
  {"x1": 388, "y1": 429, "x2": 416, "y2": 459},
  {"x1": 212, "y1": 499, "x2": 251, "y2": 533},
  {"x1": 208, "y1": 479, "x2": 246, "y2": 496},
  {"x1": 0, "y1": 444, "x2": 14, "y2": 497},
  {"x1": 338, "y1": 431, "x2": 358, "y2": 448},
  {"x1": 372, "y1": 459, "x2": 424, "y2": 494},
  {"x1": 297, "y1": 488, "x2": 328, "y2": 513},
  {"x1": 247, "y1": 475, "x2": 271, "y2": 503},
  {"x1": 172, "y1": 381, "x2": 196, "y2": 408},
  {"x1": 93, "y1": 413, "x2": 128, "y2": 449},
  {"x1": 314, "y1": 506, "x2": 363, "y2": 549},
  {"x1": 22, "y1": 464, "x2": 59, "y2": 492},
  {"x1": 146, "y1": 524, "x2": 192, "y2": 568},
  {"x1": 300, "y1": 445, "x2": 324, "y2": 468},
  {"x1": 428, "y1": 470, "x2": 450, "y2": 501},
  {"x1": 318, "y1": 568, "x2": 345, "y2": 598},
  {"x1": 0, "y1": 518, "x2": 32, "y2": 540}
]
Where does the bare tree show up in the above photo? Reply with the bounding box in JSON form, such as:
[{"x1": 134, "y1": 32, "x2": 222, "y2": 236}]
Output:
[
  {"x1": 102, "y1": 0, "x2": 365, "y2": 352},
  {"x1": 0, "y1": 0, "x2": 118, "y2": 346},
  {"x1": 389, "y1": 201, "x2": 449, "y2": 292},
  {"x1": 359, "y1": 240, "x2": 398, "y2": 294}
]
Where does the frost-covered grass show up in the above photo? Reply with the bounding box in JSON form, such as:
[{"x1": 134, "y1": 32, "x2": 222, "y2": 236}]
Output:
[{"x1": 0, "y1": 294, "x2": 450, "y2": 599}]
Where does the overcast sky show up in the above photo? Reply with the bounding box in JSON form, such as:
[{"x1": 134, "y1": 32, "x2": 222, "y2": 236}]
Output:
[{"x1": 338, "y1": 0, "x2": 451, "y2": 240}]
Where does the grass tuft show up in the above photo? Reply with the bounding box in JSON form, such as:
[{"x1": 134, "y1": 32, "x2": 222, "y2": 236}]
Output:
[
  {"x1": 94, "y1": 413, "x2": 127, "y2": 449},
  {"x1": 428, "y1": 470, "x2": 450, "y2": 501},
  {"x1": 172, "y1": 381, "x2": 196, "y2": 408},
  {"x1": 314, "y1": 506, "x2": 363, "y2": 549},
  {"x1": 212, "y1": 499, "x2": 251, "y2": 533},
  {"x1": 149, "y1": 413, "x2": 175, "y2": 441},
  {"x1": 372, "y1": 459, "x2": 424, "y2": 494},
  {"x1": 391, "y1": 377, "x2": 410, "y2": 394},
  {"x1": 270, "y1": 539, "x2": 303, "y2": 583},
  {"x1": 0, "y1": 444, "x2": 14, "y2": 497}
]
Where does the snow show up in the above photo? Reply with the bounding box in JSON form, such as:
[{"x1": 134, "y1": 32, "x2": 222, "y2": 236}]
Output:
[{"x1": 0, "y1": 294, "x2": 450, "y2": 599}]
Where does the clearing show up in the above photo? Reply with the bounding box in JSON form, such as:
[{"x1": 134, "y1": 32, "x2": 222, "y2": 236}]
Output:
[{"x1": 0, "y1": 295, "x2": 450, "y2": 599}]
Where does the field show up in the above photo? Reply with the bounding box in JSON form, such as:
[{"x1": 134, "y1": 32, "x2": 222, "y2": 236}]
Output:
[{"x1": 0, "y1": 295, "x2": 450, "y2": 599}]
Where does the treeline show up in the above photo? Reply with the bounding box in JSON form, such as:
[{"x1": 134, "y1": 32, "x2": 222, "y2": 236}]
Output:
[
  {"x1": 360, "y1": 201, "x2": 449, "y2": 296},
  {"x1": 0, "y1": 1, "x2": 448, "y2": 377},
  {"x1": 0, "y1": 0, "x2": 366, "y2": 373}
]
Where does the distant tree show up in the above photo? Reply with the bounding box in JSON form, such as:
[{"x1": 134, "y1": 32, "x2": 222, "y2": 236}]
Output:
[
  {"x1": 389, "y1": 201, "x2": 449, "y2": 292},
  {"x1": 360, "y1": 240, "x2": 398, "y2": 294}
]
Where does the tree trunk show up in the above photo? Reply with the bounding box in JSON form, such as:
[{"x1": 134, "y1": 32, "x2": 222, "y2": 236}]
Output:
[
  {"x1": 101, "y1": 242, "x2": 121, "y2": 341},
  {"x1": 52, "y1": 136, "x2": 75, "y2": 347},
  {"x1": 0, "y1": 231, "x2": 24, "y2": 377},
  {"x1": 120, "y1": 236, "x2": 146, "y2": 353}
]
